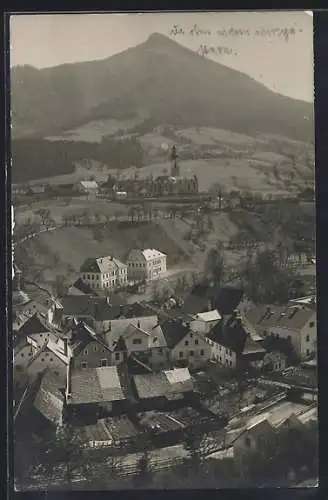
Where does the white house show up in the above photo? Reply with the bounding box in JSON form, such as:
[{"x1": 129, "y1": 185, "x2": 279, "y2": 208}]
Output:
[
  {"x1": 104, "y1": 315, "x2": 168, "y2": 365},
  {"x1": 161, "y1": 319, "x2": 211, "y2": 369},
  {"x1": 80, "y1": 256, "x2": 128, "y2": 290},
  {"x1": 190, "y1": 310, "x2": 222, "y2": 334},
  {"x1": 246, "y1": 304, "x2": 317, "y2": 361},
  {"x1": 126, "y1": 248, "x2": 167, "y2": 281},
  {"x1": 205, "y1": 315, "x2": 266, "y2": 370},
  {"x1": 77, "y1": 180, "x2": 98, "y2": 197}
]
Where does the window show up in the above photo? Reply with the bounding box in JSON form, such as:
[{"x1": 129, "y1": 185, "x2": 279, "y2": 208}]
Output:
[
  {"x1": 306, "y1": 335, "x2": 310, "y2": 342},
  {"x1": 309, "y1": 321, "x2": 315, "y2": 328},
  {"x1": 100, "y1": 359, "x2": 107, "y2": 367},
  {"x1": 195, "y1": 339, "x2": 199, "y2": 345},
  {"x1": 200, "y1": 349, "x2": 204, "y2": 356},
  {"x1": 93, "y1": 345, "x2": 97, "y2": 352},
  {"x1": 153, "y1": 337, "x2": 158, "y2": 343},
  {"x1": 21, "y1": 353, "x2": 24, "y2": 357},
  {"x1": 84, "y1": 348, "x2": 88, "y2": 355},
  {"x1": 306, "y1": 349, "x2": 310, "y2": 356},
  {"x1": 179, "y1": 351, "x2": 183, "y2": 358},
  {"x1": 81, "y1": 361, "x2": 88, "y2": 369},
  {"x1": 189, "y1": 350, "x2": 194, "y2": 357},
  {"x1": 158, "y1": 348, "x2": 163, "y2": 354},
  {"x1": 185, "y1": 341, "x2": 189, "y2": 346},
  {"x1": 115, "y1": 353, "x2": 120, "y2": 361},
  {"x1": 245, "y1": 437, "x2": 251, "y2": 448},
  {"x1": 87, "y1": 275, "x2": 90, "y2": 280},
  {"x1": 133, "y1": 338, "x2": 142, "y2": 345}
]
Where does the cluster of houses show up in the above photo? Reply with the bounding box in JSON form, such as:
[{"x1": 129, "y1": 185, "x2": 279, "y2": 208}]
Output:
[
  {"x1": 13, "y1": 254, "x2": 317, "y2": 446},
  {"x1": 78, "y1": 248, "x2": 167, "y2": 291}
]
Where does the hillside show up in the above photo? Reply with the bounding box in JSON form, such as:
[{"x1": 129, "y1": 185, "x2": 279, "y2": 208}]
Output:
[{"x1": 11, "y1": 33, "x2": 313, "y2": 142}]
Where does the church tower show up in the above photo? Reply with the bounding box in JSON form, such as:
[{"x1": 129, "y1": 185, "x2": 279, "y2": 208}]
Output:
[{"x1": 170, "y1": 145, "x2": 180, "y2": 177}]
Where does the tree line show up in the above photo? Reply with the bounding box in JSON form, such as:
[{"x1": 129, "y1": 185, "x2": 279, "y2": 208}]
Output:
[{"x1": 12, "y1": 135, "x2": 144, "y2": 183}]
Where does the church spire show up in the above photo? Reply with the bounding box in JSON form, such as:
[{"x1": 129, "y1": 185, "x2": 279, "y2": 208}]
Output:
[{"x1": 170, "y1": 145, "x2": 180, "y2": 177}]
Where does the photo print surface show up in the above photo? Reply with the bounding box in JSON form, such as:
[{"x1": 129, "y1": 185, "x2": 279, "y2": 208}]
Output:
[{"x1": 10, "y1": 10, "x2": 317, "y2": 490}]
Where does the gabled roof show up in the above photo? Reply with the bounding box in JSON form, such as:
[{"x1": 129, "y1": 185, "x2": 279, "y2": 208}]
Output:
[
  {"x1": 161, "y1": 319, "x2": 190, "y2": 348},
  {"x1": 111, "y1": 257, "x2": 127, "y2": 269},
  {"x1": 215, "y1": 287, "x2": 244, "y2": 316},
  {"x1": 60, "y1": 295, "x2": 114, "y2": 321},
  {"x1": 14, "y1": 312, "x2": 60, "y2": 342},
  {"x1": 80, "y1": 256, "x2": 116, "y2": 274},
  {"x1": 246, "y1": 304, "x2": 315, "y2": 332},
  {"x1": 79, "y1": 180, "x2": 98, "y2": 189},
  {"x1": 68, "y1": 366, "x2": 126, "y2": 405},
  {"x1": 133, "y1": 367, "x2": 193, "y2": 400},
  {"x1": 70, "y1": 321, "x2": 113, "y2": 355},
  {"x1": 33, "y1": 370, "x2": 65, "y2": 426},
  {"x1": 27, "y1": 338, "x2": 70, "y2": 370},
  {"x1": 194, "y1": 310, "x2": 221, "y2": 322},
  {"x1": 207, "y1": 316, "x2": 247, "y2": 353},
  {"x1": 68, "y1": 279, "x2": 91, "y2": 296},
  {"x1": 182, "y1": 283, "x2": 220, "y2": 315},
  {"x1": 128, "y1": 248, "x2": 166, "y2": 261},
  {"x1": 113, "y1": 336, "x2": 128, "y2": 352},
  {"x1": 227, "y1": 417, "x2": 275, "y2": 447}
]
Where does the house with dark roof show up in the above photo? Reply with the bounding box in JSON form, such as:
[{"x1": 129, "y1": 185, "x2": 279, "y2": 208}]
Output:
[
  {"x1": 13, "y1": 311, "x2": 61, "y2": 349},
  {"x1": 245, "y1": 304, "x2": 316, "y2": 361},
  {"x1": 205, "y1": 313, "x2": 266, "y2": 370},
  {"x1": 66, "y1": 365, "x2": 127, "y2": 421},
  {"x1": 181, "y1": 284, "x2": 245, "y2": 318},
  {"x1": 48, "y1": 294, "x2": 118, "y2": 333},
  {"x1": 161, "y1": 319, "x2": 211, "y2": 369}
]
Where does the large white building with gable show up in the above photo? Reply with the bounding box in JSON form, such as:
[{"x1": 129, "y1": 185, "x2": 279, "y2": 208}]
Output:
[{"x1": 126, "y1": 248, "x2": 167, "y2": 281}]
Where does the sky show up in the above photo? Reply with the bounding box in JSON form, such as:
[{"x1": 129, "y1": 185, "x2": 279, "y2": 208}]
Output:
[{"x1": 10, "y1": 11, "x2": 313, "y2": 102}]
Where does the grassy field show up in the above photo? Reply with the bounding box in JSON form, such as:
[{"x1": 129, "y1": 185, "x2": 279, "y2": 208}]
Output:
[
  {"x1": 15, "y1": 198, "x2": 134, "y2": 225},
  {"x1": 28, "y1": 124, "x2": 314, "y2": 197},
  {"x1": 15, "y1": 210, "x2": 243, "y2": 287}
]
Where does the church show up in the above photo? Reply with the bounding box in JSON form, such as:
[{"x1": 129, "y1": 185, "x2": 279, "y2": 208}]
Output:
[{"x1": 113, "y1": 146, "x2": 199, "y2": 197}]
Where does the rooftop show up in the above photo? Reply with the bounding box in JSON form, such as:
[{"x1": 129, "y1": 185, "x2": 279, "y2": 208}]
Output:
[
  {"x1": 194, "y1": 310, "x2": 221, "y2": 322},
  {"x1": 133, "y1": 367, "x2": 193, "y2": 400},
  {"x1": 246, "y1": 304, "x2": 316, "y2": 332},
  {"x1": 79, "y1": 180, "x2": 98, "y2": 189},
  {"x1": 59, "y1": 295, "x2": 115, "y2": 321},
  {"x1": 80, "y1": 256, "x2": 118, "y2": 274},
  {"x1": 33, "y1": 370, "x2": 65, "y2": 426},
  {"x1": 161, "y1": 319, "x2": 191, "y2": 348},
  {"x1": 207, "y1": 315, "x2": 265, "y2": 357},
  {"x1": 68, "y1": 366, "x2": 126, "y2": 405}
]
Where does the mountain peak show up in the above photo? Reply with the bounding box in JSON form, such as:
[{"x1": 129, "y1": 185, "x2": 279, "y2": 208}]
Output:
[{"x1": 145, "y1": 32, "x2": 176, "y2": 45}]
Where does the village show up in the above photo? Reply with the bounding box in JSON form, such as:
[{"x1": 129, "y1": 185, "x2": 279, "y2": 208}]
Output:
[{"x1": 12, "y1": 144, "x2": 317, "y2": 487}]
